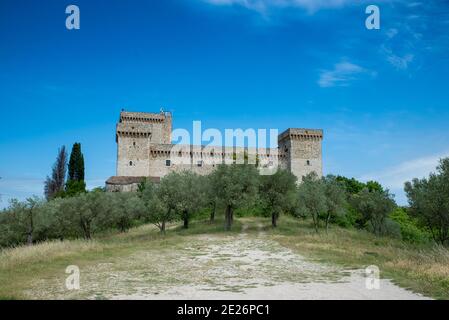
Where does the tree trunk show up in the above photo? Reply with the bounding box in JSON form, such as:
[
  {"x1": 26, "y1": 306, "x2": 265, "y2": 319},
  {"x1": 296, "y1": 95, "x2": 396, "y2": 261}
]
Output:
[
  {"x1": 27, "y1": 232, "x2": 33, "y2": 246},
  {"x1": 183, "y1": 210, "x2": 189, "y2": 229},
  {"x1": 325, "y1": 213, "x2": 331, "y2": 234},
  {"x1": 27, "y1": 212, "x2": 34, "y2": 246},
  {"x1": 161, "y1": 220, "x2": 166, "y2": 234},
  {"x1": 312, "y1": 212, "x2": 319, "y2": 233},
  {"x1": 210, "y1": 202, "x2": 216, "y2": 223},
  {"x1": 225, "y1": 205, "x2": 232, "y2": 231},
  {"x1": 83, "y1": 222, "x2": 91, "y2": 240},
  {"x1": 272, "y1": 212, "x2": 277, "y2": 228}
]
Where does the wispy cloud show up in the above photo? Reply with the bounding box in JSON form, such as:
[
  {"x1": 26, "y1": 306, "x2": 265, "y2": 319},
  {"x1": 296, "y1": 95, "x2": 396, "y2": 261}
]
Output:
[
  {"x1": 318, "y1": 61, "x2": 372, "y2": 88},
  {"x1": 202, "y1": 0, "x2": 379, "y2": 14},
  {"x1": 383, "y1": 47, "x2": 414, "y2": 70},
  {"x1": 359, "y1": 151, "x2": 449, "y2": 190},
  {"x1": 386, "y1": 28, "x2": 398, "y2": 39}
]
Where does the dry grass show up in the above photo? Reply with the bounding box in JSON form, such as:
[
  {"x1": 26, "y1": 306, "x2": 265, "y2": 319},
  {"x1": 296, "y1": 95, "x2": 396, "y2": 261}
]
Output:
[
  {"x1": 270, "y1": 216, "x2": 449, "y2": 299},
  {"x1": 0, "y1": 216, "x2": 448, "y2": 299},
  {"x1": 0, "y1": 240, "x2": 106, "y2": 270}
]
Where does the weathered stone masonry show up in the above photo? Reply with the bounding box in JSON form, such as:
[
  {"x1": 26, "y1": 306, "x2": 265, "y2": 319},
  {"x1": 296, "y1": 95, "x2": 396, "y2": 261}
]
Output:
[{"x1": 106, "y1": 110, "x2": 323, "y2": 191}]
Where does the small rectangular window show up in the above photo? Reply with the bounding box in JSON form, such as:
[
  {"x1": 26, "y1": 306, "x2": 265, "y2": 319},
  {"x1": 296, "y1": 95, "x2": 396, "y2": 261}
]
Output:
[
  {"x1": 306, "y1": 160, "x2": 311, "y2": 166},
  {"x1": 165, "y1": 159, "x2": 171, "y2": 167},
  {"x1": 197, "y1": 160, "x2": 203, "y2": 167}
]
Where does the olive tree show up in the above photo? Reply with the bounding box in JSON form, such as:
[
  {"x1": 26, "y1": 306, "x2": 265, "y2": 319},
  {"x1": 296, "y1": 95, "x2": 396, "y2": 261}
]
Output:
[
  {"x1": 350, "y1": 188, "x2": 396, "y2": 236},
  {"x1": 172, "y1": 171, "x2": 204, "y2": 229},
  {"x1": 75, "y1": 191, "x2": 111, "y2": 239},
  {"x1": 203, "y1": 174, "x2": 220, "y2": 222},
  {"x1": 139, "y1": 179, "x2": 174, "y2": 234},
  {"x1": 35, "y1": 197, "x2": 79, "y2": 241},
  {"x1": 108, "y1": 193, "x2": 145, "y2": 232},
  {"x1": 405, "y1": 158, "x2": 449, "y2": 245},
  {"x1": 210, "y1": 164, "x2": 259, "y2": 231},
  {"x1": 296, "y1": 173, "x2": 327, "y2": 232},
  {"x1": 322, "y1": 175, "x2": 347, "y2": 232},
  {"x1": 259, "y1": 169, "x2": 297, "y2": 227}
]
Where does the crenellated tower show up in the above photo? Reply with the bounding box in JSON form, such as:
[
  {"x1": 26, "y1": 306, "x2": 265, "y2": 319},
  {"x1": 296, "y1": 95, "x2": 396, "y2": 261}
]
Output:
[
  {"x1": 116, "y1": 110, "x2": 172, "y2": 177},
  {"x1": 278, "y1": 128, "x2": 323, "y2": 181}
]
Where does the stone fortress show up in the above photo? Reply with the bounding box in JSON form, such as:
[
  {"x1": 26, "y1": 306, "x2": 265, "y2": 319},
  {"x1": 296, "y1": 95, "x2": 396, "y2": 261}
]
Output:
[{"x1": 106, "y1": 110, "x2": 323, "y2": 191}]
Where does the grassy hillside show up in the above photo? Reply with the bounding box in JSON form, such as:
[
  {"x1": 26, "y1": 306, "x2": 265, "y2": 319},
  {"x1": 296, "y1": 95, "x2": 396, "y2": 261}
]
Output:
[{"x1": 0, "y1": 216, "x2": 448, "y2": 299}]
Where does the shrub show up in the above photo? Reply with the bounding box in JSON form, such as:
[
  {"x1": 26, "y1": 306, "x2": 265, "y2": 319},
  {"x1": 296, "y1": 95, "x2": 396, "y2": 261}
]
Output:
[{"x1": 390, "y1": 207, "x2": 431, "y2": 243}]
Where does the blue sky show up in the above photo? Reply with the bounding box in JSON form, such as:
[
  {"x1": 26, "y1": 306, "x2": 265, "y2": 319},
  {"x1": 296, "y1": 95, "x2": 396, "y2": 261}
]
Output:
[{"x1": 0, "y1": 0, "x2": 448, "y2": 207}]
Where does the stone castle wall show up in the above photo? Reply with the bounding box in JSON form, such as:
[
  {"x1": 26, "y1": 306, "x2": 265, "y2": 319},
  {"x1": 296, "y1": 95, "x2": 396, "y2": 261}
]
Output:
[{"x1": 107, "y1": 110, "x2": 322, "y2": 191}]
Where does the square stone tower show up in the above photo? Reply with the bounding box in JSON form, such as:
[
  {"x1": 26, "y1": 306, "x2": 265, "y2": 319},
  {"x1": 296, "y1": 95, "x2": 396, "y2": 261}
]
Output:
[
  {"x1": 116, "y1": 110, "x2": 172, "y2": 177},
  {"x1": 278, "y1": 128, "x2": 323, "y2": 181}
]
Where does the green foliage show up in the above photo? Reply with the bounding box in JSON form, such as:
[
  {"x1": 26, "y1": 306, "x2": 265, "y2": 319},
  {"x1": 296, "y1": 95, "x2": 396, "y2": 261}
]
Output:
[
  {"x1": 259, "y1": 169, "x2": 297, "y2": 227},
  {"x1": 350, "y1": 189, "x2": 396, "y2": 236},
  {"x1": 296, "y1": 174, "x2": 347, "y2": 233},
  {"x1": 296, "y1": 173, "x2": 327, "y2": 232},
  {"x1": 322, "y1": 175, "x2": 348, "y2": 232},
  {"x1": 65, "y1": 180, "x2": 86, "y2": 197},
  {"x1": 68, "y1": 143, "x2": 85, "y2": 181},
  {"x1": 335, "y1": 176, "x2": 366, "y2": 195},
  {"x1": 139, "y1": 179, "x2": 175, "y2": 234},
  {"x1": 158, "y1": 171, "x2": 205, "y2": 229},
  {"x1": 405, "y1": 157, "x2": 449, "y2": 245},
  {"x1": 0, "y1": 197, "x2": 43, "y2": 247},
  {"x1": 209, "y1": 164, "x2": 260, "y2": 230},
  {"x1": 335, "y1": 176, "x2": 384, "y2": 194},
  {"x1": 390, "y1": 207, "x2": 431, "y2": 243},
  {"x1": 333, "y1": 204, "x2": 362, "y2": 228},
  {"x1": 365, "y1": 180, "x2": 384, "y2": 193},
  {"x1": 100, "y1": 192, "x2": 144, "y2": 233},
  {"x1": 4, "y1": 160, "x2": 439, "y2": 249}
]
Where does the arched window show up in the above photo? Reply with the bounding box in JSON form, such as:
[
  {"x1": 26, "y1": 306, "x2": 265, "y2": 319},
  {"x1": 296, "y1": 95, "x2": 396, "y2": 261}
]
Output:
[{"x1": 129, "y1": 161, "x2": 133, "y2": 166}]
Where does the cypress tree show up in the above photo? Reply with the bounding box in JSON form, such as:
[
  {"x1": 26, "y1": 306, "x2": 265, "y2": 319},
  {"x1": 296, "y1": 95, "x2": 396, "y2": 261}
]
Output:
[
  {"x1": 44, "y1": 146, "x2": 68, "y2": 199},
  {"x1": 68, "y1": 143, "x2": 85, "y2": 181},
  {"x1": 66, "y1": 143, "x2": 86, "y2": 196}
]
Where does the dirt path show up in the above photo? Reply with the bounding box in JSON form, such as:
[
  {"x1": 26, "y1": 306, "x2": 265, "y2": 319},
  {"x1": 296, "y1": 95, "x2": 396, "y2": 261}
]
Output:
[{"x1": 27, "y1": 233, "x2": 431, "y2": 300}]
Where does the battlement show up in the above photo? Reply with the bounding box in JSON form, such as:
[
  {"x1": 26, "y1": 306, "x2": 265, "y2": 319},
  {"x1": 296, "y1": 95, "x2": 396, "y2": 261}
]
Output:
[
  {"x1": 120, "y1": 111, "x2": 171, "y2": 124},
  {"x1": 148, "y1": 143, "x2": 285, "y2": 158},
  {"x1": 278, "y1": 128, "x2": 323, "y2": 143}
]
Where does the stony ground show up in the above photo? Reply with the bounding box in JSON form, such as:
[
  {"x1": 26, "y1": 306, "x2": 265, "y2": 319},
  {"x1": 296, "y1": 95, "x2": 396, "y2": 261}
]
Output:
[{"x1": 24, "y1": 224, "x2": 430, "y2": 300}]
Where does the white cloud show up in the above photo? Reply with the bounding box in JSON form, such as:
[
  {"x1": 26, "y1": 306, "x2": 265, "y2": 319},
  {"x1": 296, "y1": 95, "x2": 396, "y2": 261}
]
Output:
[
  {"x1": 359, "y1": 151, "x2": 449, "y2": 190},
  {"x1": 387, "y1": 53, "x2": 414, "y2": 70},
  {"x1": 386, "y1": 28, "x2": 398, "y2": 39},
  {"x1": 318, "y1": 61, "x2": 371, "y2": 88},
  {"x1": 381, "y1": 45, "x2": 414, "y2": 70},
  {"x1": 358, "y1": 151, "x2": 449, "y2": 205},
  {"x1": 202, "y1": 0, "x2": 377, "y2": 14}
]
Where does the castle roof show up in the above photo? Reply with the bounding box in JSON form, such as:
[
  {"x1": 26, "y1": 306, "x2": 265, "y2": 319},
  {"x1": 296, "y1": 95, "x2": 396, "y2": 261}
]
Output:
[{"x1": 105, "y1": 176, "x2": 160, "y2": 185}]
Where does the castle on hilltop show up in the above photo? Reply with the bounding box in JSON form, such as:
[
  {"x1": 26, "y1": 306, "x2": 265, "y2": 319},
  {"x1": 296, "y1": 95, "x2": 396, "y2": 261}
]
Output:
[{"x1": 106, "y1": 110, "x2": 323, "y2": 191}]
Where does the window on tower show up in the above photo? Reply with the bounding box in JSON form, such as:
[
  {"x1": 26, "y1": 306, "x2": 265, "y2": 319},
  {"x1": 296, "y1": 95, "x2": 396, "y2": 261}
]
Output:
[{"x1": 166, "y1": 159, "x2": 171, "y2": 167}]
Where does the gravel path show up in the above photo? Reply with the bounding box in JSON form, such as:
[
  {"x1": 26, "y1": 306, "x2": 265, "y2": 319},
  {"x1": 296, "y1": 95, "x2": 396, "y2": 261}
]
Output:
[{"x1": 28, "y1": 226, "x2": 431, "y2": 300}]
